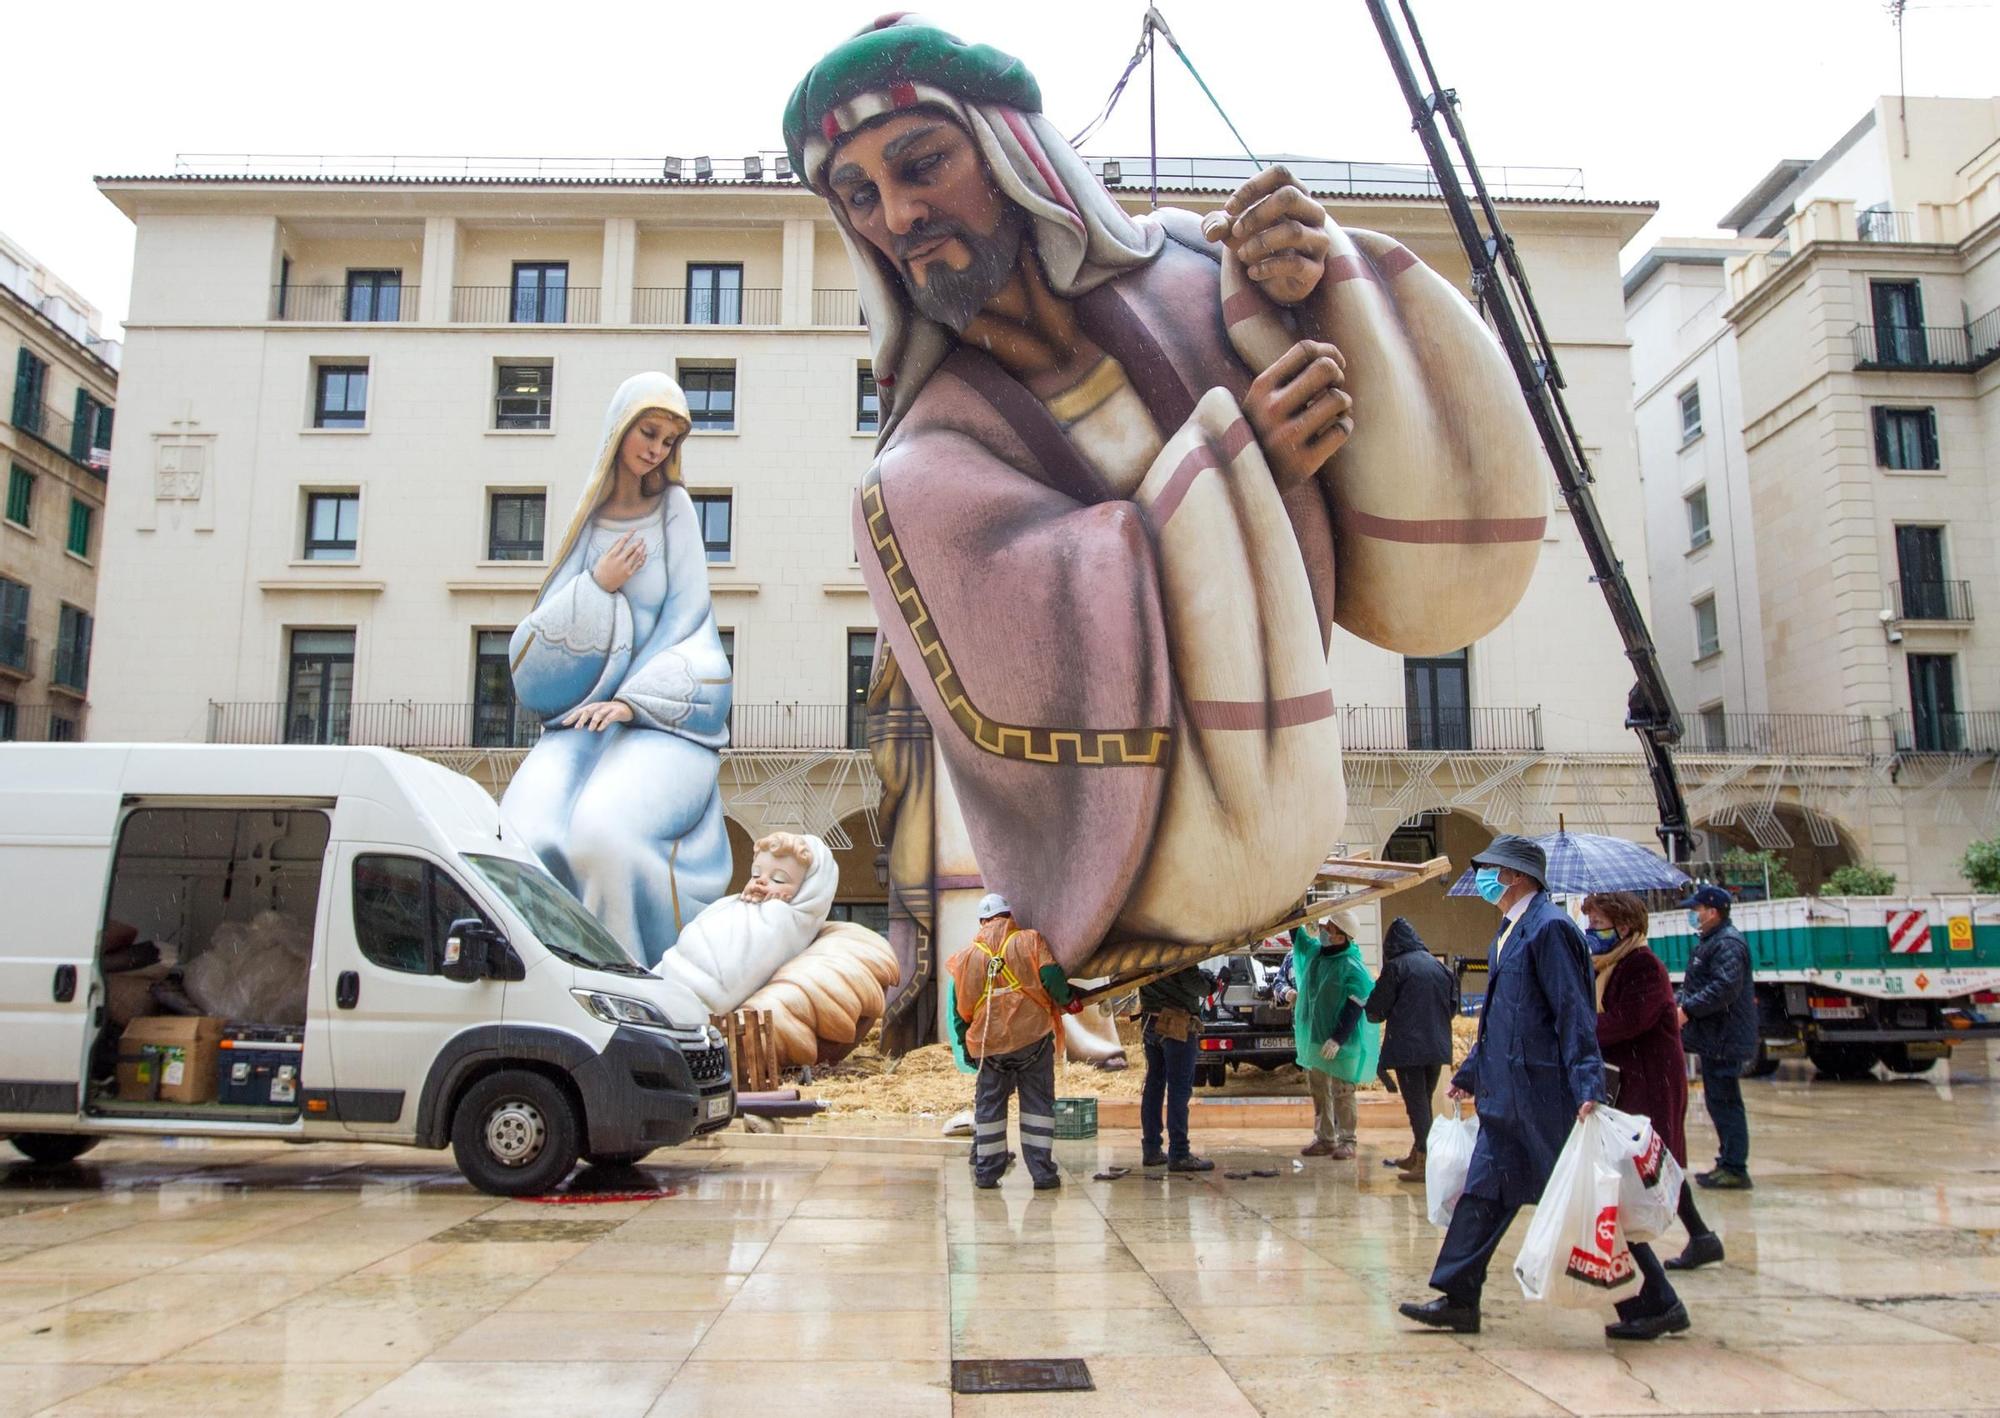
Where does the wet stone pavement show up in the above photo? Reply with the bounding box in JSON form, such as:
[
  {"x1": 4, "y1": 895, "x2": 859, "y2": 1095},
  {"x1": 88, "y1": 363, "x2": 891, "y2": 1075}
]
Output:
[{"x1": 4, "y1": 1049, "x2": 2000, "y2": 1416}]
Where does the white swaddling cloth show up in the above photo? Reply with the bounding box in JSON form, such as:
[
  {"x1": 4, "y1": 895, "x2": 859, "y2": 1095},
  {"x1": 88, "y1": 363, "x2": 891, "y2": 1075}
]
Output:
[{"x1": 650, "y1": 833, "x2": 839, "y2": 1024}]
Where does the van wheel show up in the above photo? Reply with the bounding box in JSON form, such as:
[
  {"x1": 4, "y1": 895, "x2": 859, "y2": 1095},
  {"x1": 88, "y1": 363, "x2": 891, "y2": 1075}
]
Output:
[
  {"x1": 451, "y1": 1071, "x2": 581, "y2": 1197},
  {"x1": 583, "y1": 1149, "x2": 654, "y2": 1169},
  {"x1": 7, "y1": 1134, "x2": 100, "y2": 1165}
]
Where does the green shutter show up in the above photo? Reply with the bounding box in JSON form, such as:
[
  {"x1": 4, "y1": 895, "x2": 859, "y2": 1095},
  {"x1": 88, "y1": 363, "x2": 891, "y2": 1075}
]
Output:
[
  {"x1": 5, "y1": 465, "x2": 30, "y2": 526},
  {"x1": 72, "y1": 388, "x2": 91, "y2": 461},
  {"x1": 67, "y1": 498, "x2": 91, "y2": 557},
  {"x1": 95, "y1": 404, "x2": 114, "y2": 452},
  {"x1": 11, "y1": 348, "x2": 31, "y2": 427}
]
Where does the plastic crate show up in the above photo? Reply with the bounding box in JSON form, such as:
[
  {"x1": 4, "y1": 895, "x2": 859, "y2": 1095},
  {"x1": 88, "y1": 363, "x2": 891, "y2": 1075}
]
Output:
[{"x1": 1052, "y1": 1096, "x2": 1097, "y2": 1139}]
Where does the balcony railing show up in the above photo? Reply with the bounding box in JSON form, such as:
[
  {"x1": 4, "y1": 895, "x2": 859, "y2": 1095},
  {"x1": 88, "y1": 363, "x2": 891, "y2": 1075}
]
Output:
[
  {"x1": 50, "y1": 643, "x2": 89, "y2": 694},
  {"x1": 0, "y1": 629, "x2": 32, "y2": 677},
  {"x1": 1851, "y1": 322, "x2": 1977, "y2": 371},
  {"x1": 450, "y1": 287, "x2": 601, "y2": 324},
  {"x1": 206, "y1": 700, "x2": 870, "y2": 752},
  {"x1": 1682, "y1": 712, "x2": 1876, "y2": 757},
  {"x1": 1856, "y1": 208, "x2": 1916, "y2": 242},
  {"x1": 1339, "y1": 705, "x2": 1542, "y2": 753},
  {"x1": 0, "y1": 703, "x2": 83, "y2": 742},
  {"x1": 632, "y1": 287, "x2": 781, "y2": 325},
  {"x1": 812, "y1": 288, "x2": 864, "y2": 326},
  {"x1": 1892, "y1": 710, "x2": 2000, "y2": 755},
  {"x1": 731, "y1": 703, "x2": 864, "y2": 751},
  {"x1": 271, "y1": 284, "x2": 422, "y2": 322},
  {"x1": 1891, "y1": 579, "x2": 1973, "y2": 623},
  {"x1": 9, "y1": 401, "x2": 110, "y2": 476}
]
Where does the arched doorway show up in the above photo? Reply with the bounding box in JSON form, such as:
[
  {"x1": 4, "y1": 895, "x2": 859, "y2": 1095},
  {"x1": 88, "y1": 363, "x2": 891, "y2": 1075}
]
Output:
[
  {"x1": 1380, "y1": 809, "x2": 1500, "y2": 964},
  {"x1": 1695, "y1": 805, "x2": 1857, "y2": 899}
]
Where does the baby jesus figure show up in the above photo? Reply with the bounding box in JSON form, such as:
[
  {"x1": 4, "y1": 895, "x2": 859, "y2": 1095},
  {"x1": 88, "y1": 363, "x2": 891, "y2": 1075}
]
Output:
[{"x1": 652, "y1": 832, "x2": 900, "y2": 1068}]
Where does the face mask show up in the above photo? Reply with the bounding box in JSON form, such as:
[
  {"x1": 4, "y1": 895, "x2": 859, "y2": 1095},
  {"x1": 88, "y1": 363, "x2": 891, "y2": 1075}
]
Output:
[
  {"x1": 1474, "y1": 867, "x2": 1506, "y2": 905},
  {"x1": 1587, "y1": 927, "x2": 1621, "y2": 954},
  {"x1": 1686, "y1": 910, "x2": 1703, "y2": 933}
]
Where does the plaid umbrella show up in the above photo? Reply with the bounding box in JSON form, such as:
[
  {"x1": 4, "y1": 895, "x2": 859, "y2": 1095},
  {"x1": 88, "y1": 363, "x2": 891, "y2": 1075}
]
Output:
[{"x1": 1446, "y1": 831, "x2": 1691, "y2": 897}]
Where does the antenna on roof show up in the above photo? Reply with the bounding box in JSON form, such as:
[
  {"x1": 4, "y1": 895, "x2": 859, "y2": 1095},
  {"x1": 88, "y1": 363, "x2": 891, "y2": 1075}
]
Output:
[{"x1": 1887, "y1": 1, "x2": 1910, "y2": 158}]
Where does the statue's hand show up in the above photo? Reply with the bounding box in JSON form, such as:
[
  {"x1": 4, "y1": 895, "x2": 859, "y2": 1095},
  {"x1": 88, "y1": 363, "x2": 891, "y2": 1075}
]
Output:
[
  {"x1": 559, "y1": 700, "x2": 635, "y2": 732},
  {"x1": 1206, "y1": 164, "x2": 1332, "y2": 306},
  {"x1": 1245, "y1": 339, "x2": 1354, "y2": 488},
  {"x1": 591, "y1": 531, "x2": 646, "y2": 593}
]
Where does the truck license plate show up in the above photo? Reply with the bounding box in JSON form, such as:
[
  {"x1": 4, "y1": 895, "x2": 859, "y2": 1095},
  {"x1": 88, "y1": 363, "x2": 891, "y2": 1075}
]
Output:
[
  {"x1": 705, "y1": 1095, "x2": 734, "y2": 1121},
  {"x1": 1258, "y1": 1036, "x2": 1291, "y2": 1050}
]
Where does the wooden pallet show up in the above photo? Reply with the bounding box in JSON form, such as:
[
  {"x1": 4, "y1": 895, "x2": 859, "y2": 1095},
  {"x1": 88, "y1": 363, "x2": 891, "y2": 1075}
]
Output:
[
  {"x1": 710, "y1": 1009, "x2": 783, "y2": 1093},
  {"x1": 1072, "y1": 854, "x2": 1454, "y2": 997}
]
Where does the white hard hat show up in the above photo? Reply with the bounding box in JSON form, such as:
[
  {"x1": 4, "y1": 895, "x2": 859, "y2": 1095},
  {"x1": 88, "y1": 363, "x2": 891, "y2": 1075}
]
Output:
[{"x1": 976, "y1": 893, "x2": 1012, "y2": 921}]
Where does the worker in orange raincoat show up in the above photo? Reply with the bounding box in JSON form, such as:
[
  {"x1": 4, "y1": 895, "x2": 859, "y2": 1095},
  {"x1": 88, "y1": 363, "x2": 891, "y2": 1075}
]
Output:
[{"x1": 948, "y1": 894, "x2": 1079, "y2": 1190}]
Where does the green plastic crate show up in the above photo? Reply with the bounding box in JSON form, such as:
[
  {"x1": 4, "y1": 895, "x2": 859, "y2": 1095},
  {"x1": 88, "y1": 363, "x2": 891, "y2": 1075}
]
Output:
[{"x1": 1052, "y1": 1096, "x2": 1097, "y2": 1139}]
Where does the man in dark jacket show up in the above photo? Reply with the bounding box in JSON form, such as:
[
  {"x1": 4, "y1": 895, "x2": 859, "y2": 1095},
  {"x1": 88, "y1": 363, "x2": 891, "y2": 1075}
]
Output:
[
  {"x1": 1402, "y1": 835, "x2": 1685, "y2": 1340},
  {"x1": 1364, "y1": 917, "x2": 1457, "y2": 1183},
  {"x1": 1676, "y1": 885, "x2": 1757, "y2": 1190},
  {"x1": 1138, "y1": 964, "x2": 1217, "y2": 1172}
]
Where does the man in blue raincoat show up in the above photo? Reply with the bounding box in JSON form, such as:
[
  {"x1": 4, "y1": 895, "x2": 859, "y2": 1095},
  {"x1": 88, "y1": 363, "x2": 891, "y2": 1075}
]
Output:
[{"x1": 1398, "y1": 835, "x2": 1614, "y2": 1335}]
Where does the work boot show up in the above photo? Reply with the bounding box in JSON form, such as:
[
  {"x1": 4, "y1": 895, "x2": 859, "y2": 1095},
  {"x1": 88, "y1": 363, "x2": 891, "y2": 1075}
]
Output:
[
  {"x1": 1326, "y1": 1142, "x2": 1356, "y2": 1160},
  {"x1": 1604, "y1": 1301, "x2": 1691, "y2": 1341},
  {"x1": 1397, "y1": 1150, "x2": 1428, "y2": 1184},
  {"x1": 1695, "y1": 1167, "x2": 1753, "y2": 1191},
  {"x1": 1032, "y1": 1173, "x2": 1062, "y2": 1191},
  {"x1": 1168, "y1": 1154, "x2": 1215, "y2": 1173},
  {"x1": 1663, "y1": 1231, "x2": 1726, "y2": 1271},
  {"x1": 1381, "y1": 1148, "x2": 1417, "y2": 1170},
  {"x1": 1399, "y1": 1296, "x2": 1479, "y2": 1334},
  {"x1": 1300, "y1": 1139, "x2": 1336, "y2": 1158},
  {"x1": 1142, "y1": 1149, "x2": 1169, "y2": 1167}
]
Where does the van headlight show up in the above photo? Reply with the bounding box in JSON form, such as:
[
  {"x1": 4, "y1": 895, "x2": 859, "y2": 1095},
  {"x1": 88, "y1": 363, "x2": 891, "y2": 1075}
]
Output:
[{"x1": 571, "y1": 989, "x2": 673, "y2": 1030}]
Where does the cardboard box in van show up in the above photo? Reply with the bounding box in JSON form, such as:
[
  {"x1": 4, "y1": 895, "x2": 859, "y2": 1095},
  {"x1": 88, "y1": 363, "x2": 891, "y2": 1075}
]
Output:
[{"x1": 117, "y1": 1016, "x2": 226, "y2": 1104}]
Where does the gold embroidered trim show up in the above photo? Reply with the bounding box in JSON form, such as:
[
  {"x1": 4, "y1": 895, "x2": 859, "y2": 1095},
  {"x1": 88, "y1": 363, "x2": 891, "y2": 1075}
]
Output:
[
  {"x1": 1040, "y1": 355, "x2": 1128, "y2": 426},
  {"x1": 861, "y1": 468, "x2": 1169, "y2": 767}
]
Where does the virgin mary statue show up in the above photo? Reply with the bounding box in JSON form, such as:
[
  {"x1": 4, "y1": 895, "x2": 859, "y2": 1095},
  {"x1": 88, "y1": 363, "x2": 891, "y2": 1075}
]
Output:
[{"x1": 502, "y1": 371, "x2": 733, "y2": 967}]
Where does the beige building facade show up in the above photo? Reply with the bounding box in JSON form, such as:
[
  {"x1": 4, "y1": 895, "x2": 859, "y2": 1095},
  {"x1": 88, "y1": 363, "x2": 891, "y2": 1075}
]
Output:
[
  {"x1": 1627, "y1": 97, "x2": 2000, "y2": 896},
  {"x1": 92, "y1": 157, "x2": 1669, "y2": 959},
  {"x1": 0, "y1": 232, "x2": 119, "y2": 744}
]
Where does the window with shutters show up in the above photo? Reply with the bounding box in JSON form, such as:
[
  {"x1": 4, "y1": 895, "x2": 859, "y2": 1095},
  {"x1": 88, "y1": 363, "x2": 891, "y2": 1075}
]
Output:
[
  {"x1": 1693, "y1": 596, "x2": 1720, "y2": 660},
  {"x1": 313, "y1": 363, "x2": 368, "y2": 429},
  {"x1": 72, "y1": 390, "x2": 104, "y2": 464},
  {"x1": 0, "y1": 576, "x2": 28, "y2": 674},
  {"x1": 66, "y1": 498, "x2": 92, "y2": 559},
  {"x1": 12, "y1": 347, "x2": 48, "y2": 435},
  {"x1": 679, "y1": 363, "x2": 736, "y2": 431},
  {"x1": 1873, "y1": 406, "x2": 1939, "y2": 470},
  {"x1": 691, "y1": 492, "x2": 732, "y2": 562},
  {"x1": 0, "y1": 700, "x2": 16, "y2": 741},
  {"x1": 46, "y1": 713, "x2": 75, "y2": 742},
  {"x1": 54, "y1": 604, "x2": 91, "y2": 693},
  {"x1": 1869, "y1": 280, "x2": 1925, "y2": 365},
  {"x1": 1684, "y1": 487, "x2": 1710, "y2": 550},
  {"x1": 486, "y1": 491, "x2": 546, "y2": 560},
  {"x1": 1907, "y1": 654, "x2": 1960, "y2": 752},
  {"x1": 1893, "y1": 525, "x2": 1953, "y2": 620},
  {"x1": 1697, "y1": 702, "x2": 1728, "y2": 752},
  {"x1": 5, "y1": 464, "x2": 31, "y2": 528},
  {"x1": 495, "y1": 362, "x2": 554, "y2": 430}
]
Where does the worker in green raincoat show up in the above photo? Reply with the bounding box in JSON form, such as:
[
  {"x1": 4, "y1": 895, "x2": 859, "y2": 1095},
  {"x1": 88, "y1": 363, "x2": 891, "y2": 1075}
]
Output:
[{"x1": 1290, "y1": 911, "x2": 1380, "y2": 1160}]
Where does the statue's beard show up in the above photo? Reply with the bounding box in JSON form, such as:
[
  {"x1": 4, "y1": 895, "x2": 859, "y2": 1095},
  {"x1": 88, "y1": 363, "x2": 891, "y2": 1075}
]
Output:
[{"x1": 899, "y1": 210, "x2": 1027, "y2": 333}]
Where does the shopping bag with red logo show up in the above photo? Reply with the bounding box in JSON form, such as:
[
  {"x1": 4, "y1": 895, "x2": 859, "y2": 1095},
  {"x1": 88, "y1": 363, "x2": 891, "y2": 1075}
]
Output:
[
  {"x1": 1597, "y1": 1104, "x2": 1682, "y2": 1244},
  {"x1": 1513, "y1": 1112, "x2": 1642, "y2": 1307}
]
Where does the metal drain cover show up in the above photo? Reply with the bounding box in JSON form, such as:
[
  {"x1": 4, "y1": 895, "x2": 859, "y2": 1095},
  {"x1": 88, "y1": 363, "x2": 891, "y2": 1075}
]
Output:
[{"x1": 952, "y1": 1358, "x2": 1094, "y2": 1394}]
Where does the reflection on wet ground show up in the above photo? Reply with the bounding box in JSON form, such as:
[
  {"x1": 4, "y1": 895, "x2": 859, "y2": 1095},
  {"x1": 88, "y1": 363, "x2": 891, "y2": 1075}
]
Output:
[{"x1": 3, "y1": 1048, "x2": 1999, "y2": 1415}]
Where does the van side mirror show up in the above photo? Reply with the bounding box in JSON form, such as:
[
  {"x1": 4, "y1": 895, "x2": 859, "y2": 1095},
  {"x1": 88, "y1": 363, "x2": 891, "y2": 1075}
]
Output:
[{"x1": 442, "y1": 918, "x2": 507, "y2": 983}]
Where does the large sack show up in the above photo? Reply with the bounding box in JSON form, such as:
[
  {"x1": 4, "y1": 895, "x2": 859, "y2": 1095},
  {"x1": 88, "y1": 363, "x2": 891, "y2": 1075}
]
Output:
[
  {"x1": 1426, "y1": 1101, "x2": 1480, "y2": 1228},
  {"x1": 1513, "y1": 1112, "x2": 1642, "y2": 1308},
  {"x1": 182, "y1": 910, "x2": 311, "y2": 1024}
]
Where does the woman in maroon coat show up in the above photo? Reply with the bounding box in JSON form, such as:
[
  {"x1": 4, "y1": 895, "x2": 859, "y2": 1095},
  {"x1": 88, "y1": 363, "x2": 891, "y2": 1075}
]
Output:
[{"x1": 1583, "y1": 892, "x2": 1724, "y2": 1271}]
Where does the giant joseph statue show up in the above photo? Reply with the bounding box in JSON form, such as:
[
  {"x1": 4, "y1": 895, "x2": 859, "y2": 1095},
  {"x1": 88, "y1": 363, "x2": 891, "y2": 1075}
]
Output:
[{"x1": 784, "y1": 17, "x2": 1546, "y2": 1050}]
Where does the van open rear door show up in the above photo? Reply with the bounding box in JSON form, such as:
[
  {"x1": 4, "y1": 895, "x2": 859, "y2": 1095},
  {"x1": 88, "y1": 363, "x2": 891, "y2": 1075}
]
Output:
[{"x1": 0, "y1": 762, "x2": 124, "y2": 1120}]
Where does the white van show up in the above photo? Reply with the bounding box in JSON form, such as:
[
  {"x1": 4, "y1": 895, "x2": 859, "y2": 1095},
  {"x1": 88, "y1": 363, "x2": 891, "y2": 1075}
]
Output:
[{"x1": 0, "y1": 744, "x2": 734, "y2": 1194}]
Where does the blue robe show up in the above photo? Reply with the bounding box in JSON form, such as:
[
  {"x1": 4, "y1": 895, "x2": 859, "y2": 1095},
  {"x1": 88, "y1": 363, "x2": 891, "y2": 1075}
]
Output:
[
  {"x1": 502, "y1": 469, "x2": 732, "y2": 968},
  {"x1": 1453, "y1": 892, "x2": 1606, "y2": 1207}
]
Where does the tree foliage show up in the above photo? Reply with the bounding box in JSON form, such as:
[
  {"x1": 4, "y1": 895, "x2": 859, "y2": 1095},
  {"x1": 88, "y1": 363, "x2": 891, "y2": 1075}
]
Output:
[
  {"x1": 1717, "y1": 846, "x2": 1799, "y2": 900},
  {"x1": 1823, "y1": 864, "x2": 1896, "y2": 896},
  {"x1": 1962, "y1": 836, "x2": 2000, "y2": 894}
]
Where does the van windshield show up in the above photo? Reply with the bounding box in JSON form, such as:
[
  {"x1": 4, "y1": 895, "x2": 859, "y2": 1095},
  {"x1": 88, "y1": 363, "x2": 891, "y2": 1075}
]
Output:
[{"x1": 465, "y1": 854, "x2": 649, "y2": 976}]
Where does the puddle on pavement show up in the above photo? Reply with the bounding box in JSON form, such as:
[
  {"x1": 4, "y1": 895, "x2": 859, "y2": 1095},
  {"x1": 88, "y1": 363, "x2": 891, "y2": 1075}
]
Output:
[{"x1": 433, "y1": 1216, "x2": 624, "y2": 1244}]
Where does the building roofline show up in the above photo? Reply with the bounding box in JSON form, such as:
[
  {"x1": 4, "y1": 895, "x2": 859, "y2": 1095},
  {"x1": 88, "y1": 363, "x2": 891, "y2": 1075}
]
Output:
[
  {"x1": 92, "y1": 172, "x2": 1654, "y2": 212},
  {"x1": 1717, "y1": 159, "x2": 1813, "y2": 234},
  {"x1": 0, "y1": 278, "x2": 119, "y2": 384}
]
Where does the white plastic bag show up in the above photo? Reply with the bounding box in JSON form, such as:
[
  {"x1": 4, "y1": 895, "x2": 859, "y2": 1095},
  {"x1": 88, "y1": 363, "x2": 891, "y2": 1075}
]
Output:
[
  {"x1": 1425, "y1": 1101, "x2": 1479, "y2": 1228},
  {"x1": 1597, "y1": 1104, "x2": 1683, "y2": 1244},
  {"x1": 1514, "y1": 1112, "x2": 1642, "y2": 1307}
]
